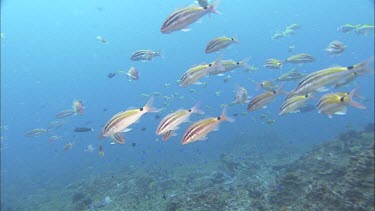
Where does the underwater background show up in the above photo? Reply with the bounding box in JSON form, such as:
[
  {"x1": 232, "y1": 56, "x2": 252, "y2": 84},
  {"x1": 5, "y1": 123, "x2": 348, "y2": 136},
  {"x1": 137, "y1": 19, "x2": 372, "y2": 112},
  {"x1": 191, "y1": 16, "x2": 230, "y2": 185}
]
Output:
[{"x1": 1, "y1": 0, "x2": 374, "y2": 210}]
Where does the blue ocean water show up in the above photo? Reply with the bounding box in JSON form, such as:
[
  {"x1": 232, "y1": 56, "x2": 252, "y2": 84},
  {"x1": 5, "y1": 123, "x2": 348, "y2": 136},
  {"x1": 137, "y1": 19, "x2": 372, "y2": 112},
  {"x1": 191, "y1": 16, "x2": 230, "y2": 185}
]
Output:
[{"x1": 1, "y1": 0, "x2": 374, "y2": 209}]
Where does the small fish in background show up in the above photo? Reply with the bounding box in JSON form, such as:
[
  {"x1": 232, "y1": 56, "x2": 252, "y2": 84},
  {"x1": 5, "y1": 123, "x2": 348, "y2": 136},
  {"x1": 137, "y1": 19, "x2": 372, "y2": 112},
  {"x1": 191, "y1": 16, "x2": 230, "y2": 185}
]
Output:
[
  {"x1": 74, "y1": 127, "x2": 93, "y2": 132},
  {"x1": 286, "y1": 23, "x2": 301, "y2": 30},
  {"x1": 107, "y1": 72, "x2": 116, "y2": 79},
  {"x1": 98, "y1": 145, "x2": 104, "y2": 157},
  {"x1": 96, "y1": 36, "x2": 108, "y2": 44},
  {"x1": 64, "y1": 142, "x2": 73, "y2": 151},
  {"x1": 284, "y1": 53, "x2": 315, "y2": 64},
  {"x1": 84, "y1": 144, "x2": 95, "y2": 152},
  {"x1": 205, "y1": 36, "x2": 239, "y2": 53},
  {"x1": 25, "y1": 128, "x2": 48, "y2": 137},
  {"x1": 55, "y1": 109, "x2": 76, "y2": 119},
  {"x1": 255, "y1": 80, "x2": 277, "y2": 92},
  {"x1": 337, "y1": 24, "x2": 359, "y2": 33},
  {"x1": 160, "y1": 1, "x2": 221, "y2": 34},
  {"x1": 271, "y1": 33, "x2": 284, "y2": 40},
  {"x1": 276, "y1": 69, "x2": 305, "y2": 82},
  {"x1": 72, "y1": 100, "x2": 85, "y2": 115},
  {"x1": 130, "y1": 50, "x2": 161, "y2": 61},
  {"x1": 264, "y1": 58, "x2": 283, "y2": 69},
  {"x1": 127, "y1": 67, "x2": 139, "y2": 81},
  {"x1": 325, "y1": 40, "x2": 346, "y2": 56},
  {"x1": 233, "y1": 85, "x2": 249, "y2": 104},
  {"x1": 48, "y1": 135, "x2": 61, "y2": 143},
  {"x1": 131, "y1": 142, "x2": 136, "y2": 147}
]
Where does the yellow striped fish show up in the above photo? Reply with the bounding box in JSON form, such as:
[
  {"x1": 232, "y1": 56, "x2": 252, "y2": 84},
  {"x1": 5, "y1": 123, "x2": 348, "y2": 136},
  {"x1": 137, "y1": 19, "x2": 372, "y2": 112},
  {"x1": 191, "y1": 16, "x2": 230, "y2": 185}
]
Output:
[
  {"x1": 291, "y1": 58, "x2": 372, "y2": 96},
  {"x1": 247, "y1": 87, "x2": 285, "y2": 111},
  {"x1": 156, "y1": 104, "x2": 203, "y2": 136},
  {"x1": 279, "y1": 93, "x2": 314, "y2": 115},
  {"x1": 160, "y1": 1, "x2": 220, "y2": 34},
  {"x1": 205, "y1": 36, "x2": 239, "y2": 53},
  {"x1": 209, "y1": 57, "x2": 250, "y2": 75},
  {"x1": 180, "y1": 55, "x2": 224, "y2": 87},
  {"x1": 181, "y1": 109, "x2": 233, "y2": 145},
  {"x1": 99, "y1": 97, "x2": 158, "y2": 138},
  {"x1": 284, "y1": 53, "x2": 315, "y2": 64},
  {"x1": 317, "y1": 88, "x2": 366, "y2": 118}
]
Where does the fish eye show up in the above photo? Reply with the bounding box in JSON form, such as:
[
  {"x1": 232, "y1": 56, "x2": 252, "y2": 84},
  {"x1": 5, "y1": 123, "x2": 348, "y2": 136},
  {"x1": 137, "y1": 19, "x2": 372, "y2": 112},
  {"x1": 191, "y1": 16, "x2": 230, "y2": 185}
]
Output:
[
  {"x1": 305, "y1": 94, "x2": 308, "y2": 97},
  {"x1": 209, "y1": 64, "x2": 212, "y2": 67},
  {"x1": 231, "y1": 37, "x2": 234, "y2": 40},
  {"x1": 340, "y1": 97, "x2": 344, "y2": 102},
  {"x1": 188, "y1": 109, "x2": 192, "y2": 112},
  {"x1": 140, "y1": 107, "x2": 144, "y2": 111},
  {"x1": 217, "y1": 116, "x2": 221, "y2": 120},
  {"x1": 236, "y1": 62, "x2": 240, "y2": 65},
  {"x1": 347, "y1": 66, "x2": 354, "y2": 70},
  {"x1": 273, "y1": 91, "x2": 277, "y2": 94}
]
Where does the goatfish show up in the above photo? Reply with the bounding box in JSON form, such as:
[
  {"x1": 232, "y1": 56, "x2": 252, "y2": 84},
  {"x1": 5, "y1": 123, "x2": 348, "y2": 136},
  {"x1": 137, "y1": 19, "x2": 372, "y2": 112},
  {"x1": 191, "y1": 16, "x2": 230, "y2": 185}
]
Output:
[
  {"x1": 130, "y1": 50, "x2": 161, "y2": 61},
  {"x1": 181, "y1": 108, "x2": 233, "y2": 145},
  {"x1": 290, "y1": 57, "x2": 373, "y2": 96},
  {"x1": 160, "y1": 1, "x2": 221, "y2": 34},
  {"x1": 276, "y1": 69, "x2": 305, "y2": 82},
  {"x1": 279, "y1": 93, "x2": 315, "y2": 115},
  {"x1": 325, "y1": 40, "x2": 346, "y2": 55},
  {"x1": 205, "y1": 36, "x2": 239, "y2": 53},
  {"x1": 180, "y1": 55, "x2": 224, "y2": 87},
  {"x1": 264, "y1": 58, "x2": 283, "y2": 69},
  {"x1": 247, "y1": 87, "x2": 285, "y2": 111},
  {"x1": 25, "y1": 128, "x2": 48, "y2": 137},
  {"x1": 209, "y1": 57, "x2": 250, "y2": 76},
  {"x1": 317, "y1": 88, "x2": 366, "y2": 118},
  {"x1": 284, "y1": 53, "x2": 315, "y2": 64},
  {"x1": 56, "y1": 109, "x2": 76, "y2": 119},
  {"x1": 156, "y1": 103, "x2": 203, "y2": 135},
  {"x1": 99, "y1": 97, "x2": 158, "y2": 138}
]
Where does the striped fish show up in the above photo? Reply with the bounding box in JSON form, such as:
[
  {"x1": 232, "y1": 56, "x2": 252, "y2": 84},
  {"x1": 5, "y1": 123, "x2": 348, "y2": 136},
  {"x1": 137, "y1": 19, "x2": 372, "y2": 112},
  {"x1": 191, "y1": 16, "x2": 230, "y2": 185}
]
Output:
[
  {"x1": 276, "y1": 69, "x2": 305, "y2": 82},
  {"x1": 264, "y1": 58, "x2": 283, "y2": 69},
  {"x1": 180, "y1": 55, "x2": 224, "y2": 87},
  {"x1": 209, "y1": 57, "x2": 250, "y2": 75},
  {"x1": 284, "y1": 53, "x2": 315, "y2": 64},
  {"x1": 247, "y1": 87, "x2": 284, "y2": 111},
  {"x1": 25, "y1": 128, "x2": 48, "y2": 137},
  {"x1": 279, "y1": 93, "x2": 314, "y2": 115},
  {"x1": 130, "y1": 50, "x2": 160, "y2": 61},
  {"x1": 160, "y1": 1, "x2": 220, "y2": 34},
  {"x1": 56, "y1": 109, "x2": 76, "y2": 119},
  {"x1": 317, "y1": 88, "x2": 366, "y2": 118},
  {"x1": 99, "y1": 97, "x2": 158, "y2": 138},
  {"x1": 181, "y1": 109, "x2": 233, "y2": 145},
  {"x1": 291, "y1": 58, "x2": 372, "y2": 96},
  {"x1": 205, "y1": 36, "x2": 239, "y2": 53},
  {"x1": 156, "y1": 104, "x2": 203, "y2": 135}
]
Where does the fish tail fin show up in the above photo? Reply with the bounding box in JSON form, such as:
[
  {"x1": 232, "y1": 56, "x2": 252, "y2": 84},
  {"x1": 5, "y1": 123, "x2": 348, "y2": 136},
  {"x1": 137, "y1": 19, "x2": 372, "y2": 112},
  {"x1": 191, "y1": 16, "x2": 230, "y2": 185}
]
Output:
[
  {"x1": 220, "y1": 107, "x2": 234, "y2": 123},
  {"x1": 209, "y1": 0, "x2": 222, "y2": 14},
  {"x1": 144, "y1": 96, "x2": 159, "y2": 112},
  {"x1": 212, "y1": 54, "x2": 225, "y2": 72},
  {"x1": 112, "y1": 133, "x2": 126, "y2": 144},
  {"x1": 98, "y1": 130, "x2": 105, "y2": 139},
  {"x1": 239, "y1": 56, "x2": 251, "y2": 68},
  {"x1": 276, "y1": 84, "x2": 288, "y2": 95},
  {"x1": 191, "y1": 102, "x2": 204, "y2": 115},
  {"x1": 352, "y1": 56, "x2": 374, "y2": 74},
  {"x1": 346, "y1": 87, "x2": 366, "y2": 109}
]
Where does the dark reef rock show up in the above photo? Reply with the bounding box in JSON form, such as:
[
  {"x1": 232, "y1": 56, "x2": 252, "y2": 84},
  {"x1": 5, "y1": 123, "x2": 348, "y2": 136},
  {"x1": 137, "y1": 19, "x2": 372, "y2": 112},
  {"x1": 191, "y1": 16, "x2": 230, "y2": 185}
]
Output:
[{"x1": 269, "y1": 129, "x2": 374, "y2": 211}]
